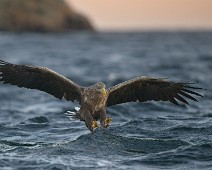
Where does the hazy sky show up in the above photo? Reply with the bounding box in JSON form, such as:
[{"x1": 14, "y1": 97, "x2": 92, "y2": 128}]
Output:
[{"x1": 66, "y1": 0, "x2": 212, "y2": 31}]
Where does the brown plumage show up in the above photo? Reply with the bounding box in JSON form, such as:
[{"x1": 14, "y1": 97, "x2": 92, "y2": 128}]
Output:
[
  {"x1": 0, "y1": 60, "x2": 203, "y2": 132},
  {"x1": 107, "y1": 77, "x2": 202, "y2": 106}
]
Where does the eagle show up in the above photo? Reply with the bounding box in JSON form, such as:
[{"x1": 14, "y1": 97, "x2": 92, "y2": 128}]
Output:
[{"x1": 0, "y1": 60, "x2": 202, "y2": 132}]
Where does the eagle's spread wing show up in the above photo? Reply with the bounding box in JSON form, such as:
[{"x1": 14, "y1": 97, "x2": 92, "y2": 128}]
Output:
[
  {"x1": 107, "y1": 76, "x2": 202, "y2": 107},
  {"x1": 0, "y1": 60, "x2": 82, "y2": 102}
]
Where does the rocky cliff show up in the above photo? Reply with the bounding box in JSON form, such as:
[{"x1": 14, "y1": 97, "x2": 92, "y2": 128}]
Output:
[{"x1": 0, "y1": 0, "x2": 94, "y2": 32}]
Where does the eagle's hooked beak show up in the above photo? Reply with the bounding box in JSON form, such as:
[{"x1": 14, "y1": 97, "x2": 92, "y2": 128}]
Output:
[{"x1": 101, "y1": 88, "x2": 107, "y2": 97}]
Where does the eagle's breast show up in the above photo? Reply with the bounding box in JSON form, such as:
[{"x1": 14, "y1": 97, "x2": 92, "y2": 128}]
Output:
[{"x1": 81, "y1": 87, "x2": 108, "y2": 112}]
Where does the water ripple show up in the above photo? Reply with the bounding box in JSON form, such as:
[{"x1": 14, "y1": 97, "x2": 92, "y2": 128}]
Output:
[{"x1": 0, "y1": 32, "x2": 211, "y2": 169}]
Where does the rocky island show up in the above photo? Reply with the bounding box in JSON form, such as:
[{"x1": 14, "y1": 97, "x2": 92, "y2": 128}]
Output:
[{"x1": 0, "y1": 0, "x2": 94, "y2": 32}]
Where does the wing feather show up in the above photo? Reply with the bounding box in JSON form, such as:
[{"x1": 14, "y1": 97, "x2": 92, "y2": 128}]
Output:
[
  {"x1": 178, "y1": 91, "x2": 198, "y2": 102},
  {"x1": 0, "y1": 60, "x2": 82, "y2": 102},
  {"x1": 107, "y1": 76, "x2": 202, "y2": 106}
]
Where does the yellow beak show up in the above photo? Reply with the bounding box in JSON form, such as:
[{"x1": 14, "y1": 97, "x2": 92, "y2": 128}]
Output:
[{"x1": 101, "y1": 88, "x2": 107, "y2": 96}]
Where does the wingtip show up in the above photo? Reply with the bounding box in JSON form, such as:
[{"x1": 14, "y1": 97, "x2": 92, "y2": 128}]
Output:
[
  {"x1": 182, "y1": 88, "x2": 203, "y2": 97},
  {"x1": 183, "y1": 82, "x2": 206, "y2": 91}
]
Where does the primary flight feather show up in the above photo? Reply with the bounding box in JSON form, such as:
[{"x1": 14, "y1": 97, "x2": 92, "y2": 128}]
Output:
[{"x1": 0, "y1": 60, "x2": 202, "y2": 132}]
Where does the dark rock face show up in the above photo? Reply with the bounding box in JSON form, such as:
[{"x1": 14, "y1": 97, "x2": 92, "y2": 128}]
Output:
[{"x1": 0, "y1": 0, "x2": 94, "y2": 32}]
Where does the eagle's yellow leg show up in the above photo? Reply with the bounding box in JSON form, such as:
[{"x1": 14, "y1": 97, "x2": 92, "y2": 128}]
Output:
[
  {"x1": 92, "y1": 120, "x2": 100, "y2": 129},
  {"x1": 105, "y1": 117, "x2": 112, "y2": 127}
]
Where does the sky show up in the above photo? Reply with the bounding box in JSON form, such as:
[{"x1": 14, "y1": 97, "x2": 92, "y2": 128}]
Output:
[{"x1": 66, "y1": 0, "x2": 212, "y2": 31}]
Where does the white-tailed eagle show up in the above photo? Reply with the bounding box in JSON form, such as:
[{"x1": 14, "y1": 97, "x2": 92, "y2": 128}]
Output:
[{"x1": 0, "y1": 60, "x2": 202, "y2": 131}]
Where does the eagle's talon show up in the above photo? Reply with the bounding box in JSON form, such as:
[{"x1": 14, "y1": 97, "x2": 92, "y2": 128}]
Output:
[
  {"x1": 105, "y1": 117, "x2": 112, "y2": 124},
  {"x1": 92, "y1": 120, "x2": 100, "y2": 129},
  {"x1": 104, "y1": 117, "x2": 112, "y2": 127}
]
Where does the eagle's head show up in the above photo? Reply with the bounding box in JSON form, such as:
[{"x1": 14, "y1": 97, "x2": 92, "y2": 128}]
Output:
[{"x1": 95, "y1": 82, "x2": 107, "y2": 96}]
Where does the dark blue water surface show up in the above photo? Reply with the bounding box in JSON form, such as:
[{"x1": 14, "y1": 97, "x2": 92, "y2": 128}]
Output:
[{"x1": 0, "y1": 32, "x2": 211, "y2": 170}]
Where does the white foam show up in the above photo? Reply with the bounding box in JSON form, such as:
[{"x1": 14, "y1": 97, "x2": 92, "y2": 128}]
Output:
[
  {"x1": 75, "y1": 107, "x2": 80, "y2": 111},
  {"x1": 64, "y1": 111, "x2": 76, "y2": 120}
]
